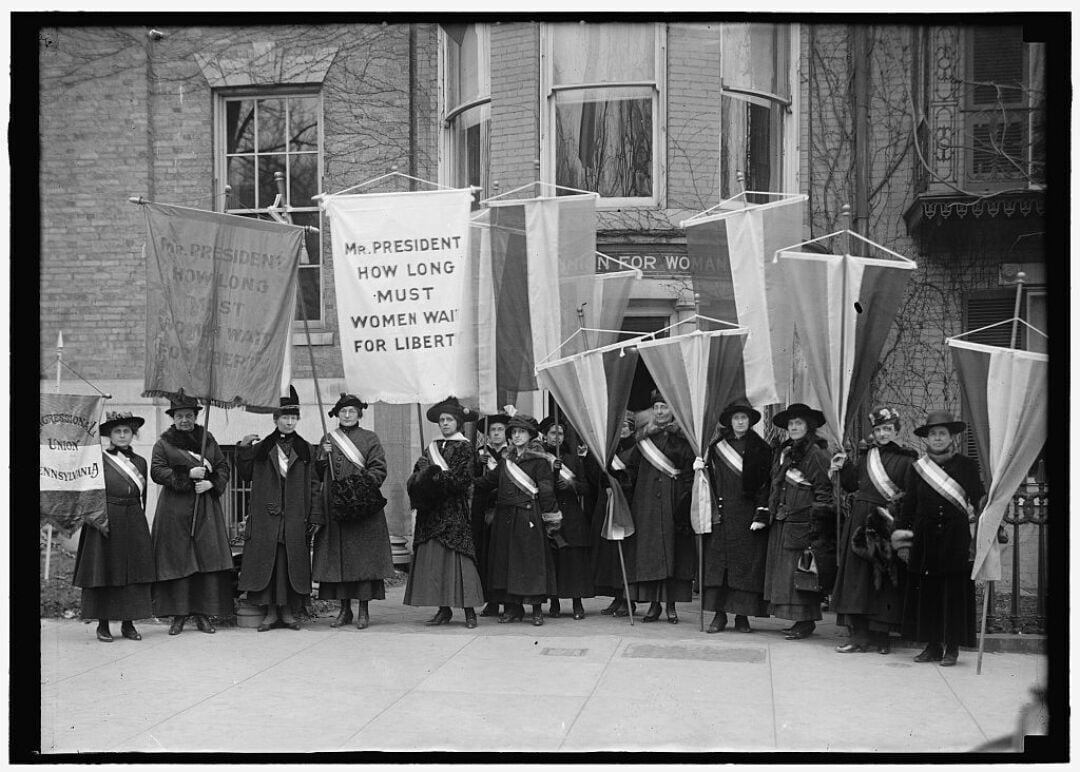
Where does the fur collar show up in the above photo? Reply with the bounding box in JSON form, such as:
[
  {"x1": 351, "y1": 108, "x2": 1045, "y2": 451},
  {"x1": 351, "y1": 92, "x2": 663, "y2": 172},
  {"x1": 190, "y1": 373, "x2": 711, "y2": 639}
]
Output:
[
  {"x1": 634, "y1": 416, "x2": 683, "y2": 443},
  {"x1": 253, "y1": 431, "x2": 310, "y2": 463},
  {"x1": 161, "y1": 425, "x2": 207, "y2": 453},
  {"x1": 873, "y1": 440, "x2": 918, "y2": 459},
  {"x1": 507, "y1": 438, "x2": 548, "y2": 463}
]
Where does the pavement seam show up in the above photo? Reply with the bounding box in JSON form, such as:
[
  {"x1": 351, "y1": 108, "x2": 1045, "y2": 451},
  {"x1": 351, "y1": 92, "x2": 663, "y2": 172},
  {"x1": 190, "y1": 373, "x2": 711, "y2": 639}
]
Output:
[
  {"x1": 765, "y1": 642, "x2": 778, "y2": 750},
  {"x1": 336, "y1": 632, "x2": 478, "y2": 750},
  {"x1": 41, "y1": 625, "x2": 172, "y2": 687},
  {"x1": 934, "y1": 663, "x2": 991, "y2": 743},
  {"x1": 555, "y1": 634, "x2": 623, "y2": 752}
]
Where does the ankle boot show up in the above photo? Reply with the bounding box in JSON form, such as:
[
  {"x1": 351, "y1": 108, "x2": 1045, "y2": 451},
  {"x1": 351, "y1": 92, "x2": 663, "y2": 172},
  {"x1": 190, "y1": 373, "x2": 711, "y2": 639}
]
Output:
[
  {"x1": 120, "y1": 621, "x2": 141, "y2": 641},
  {"x1": 572, "y1": 599, "x2": 585, "y2": 620},
  {"x1": 425, "y1": 606, "x2": 452, "y2": 626},
  {"x1": 548, "y1": 598, "x2": 562, "y2": 618},
  {"x1": 168, "y1": 615, "x2": 186, "y2": 636},
  {"x1": 356, "y1": 600, "x2": 370, "y2": 630},
  {"x1": 331, "y1": 600, "x2": 354, "y2": 628},
  {"x1": 257, "y1": 606, "x2": 279, "y2": 632},
  {"x1": 940, "y1": 645, "x2": 959, "y2": 667},
  {"x1": 96, "y1": 620, "x2": 113, "y2": 642},
  {"x1": 642, "y1": 602, "x2": 662, "y2": 622},
  {"x1": 531, "y1": 604, "x2": 544, "y2": 626},
  {"x1": 914, "y1": 643, "x2": 944, "y2": 663},
  {"x1": 280, "y1": 605, "x2": 300, "y2": 630},
  {"x1": 601, "y1": 597, "x2": 620, "y2": 615},
  {"x1": 666, "y1": 603, "x2": 679, "y2": 624},
  {"x1": 707, "y1": 612, "x2": 727, "y2": 634},
  {"x1": 464, "y1": 607, "x2": 478, "y2": 629},
  {"x1": 734, "y1": 615, "x2": 751, "y2": 633}
]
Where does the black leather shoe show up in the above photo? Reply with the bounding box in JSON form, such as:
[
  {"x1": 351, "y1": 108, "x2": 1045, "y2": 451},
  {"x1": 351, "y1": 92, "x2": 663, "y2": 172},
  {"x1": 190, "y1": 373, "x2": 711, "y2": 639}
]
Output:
[
  {"x1": 835, "y1": 643, "x2": 867, "y2": 653},
  {"x1": 120, "y1": 623, "x2": 141, "y2": 641},
  {"x1": 613, "y1": 601, "x2": 632, "y2": 618},
  {"x1": 330, "y1": 605, "x2": 354, "y2": 628},
  {"x1": 914, "y1": 644, "x2": 944, "y2": 663},
  {"x1": 464, "y1": 608, "x2": 477, "y2": 629},
  {"x1": 532, "y1": 609, "x2": 544, "y2": 626},
  {"x1": 168, "y1": 616, "x2": 186, "y2": 636},
  {"x1": 641, "y1": 602, "x2": 662, "y2": 623},
  {"x1": 355, "y1": 601, "x2": 369, "y2": 630},
  {"x1": 480, "y1": 603, "x2": 501, "y2": 617},
  {"x1": 707, "y1": 614, "x2": 727, "y2": 634},
  {"x1": 600, "y1": 598, "x2": 620, "y2": 616},
  {"x1": 940, "y1": 648, "x2": 959, "y2": 667},
  {"x1": 877, "y1": 643, "x2": 891, "y2": 655},
  {"x1": 548, "y1": 599, "x2": 561, "y2": 618},
  {"x1": 195, "y1": 615, "x2": 216, "y2": 634},
  {"x1": 734, "y1": 616, "x2": 752, "y2": 633},
  {"x1": 785, "y1": 621, "x2": 816, "y2": 640},
  {"x1": 425, "y1": 607, "x2": 453, "y2": 626},
  {"x1": 666, "y1": 606, "x2": 679, "y2": 624},
  {"x1": 96, "y1": 628, "x2": 114, "y2": 643},
  {"x1": 572, "y1": 601, "x2": 585, "y2": 620}
]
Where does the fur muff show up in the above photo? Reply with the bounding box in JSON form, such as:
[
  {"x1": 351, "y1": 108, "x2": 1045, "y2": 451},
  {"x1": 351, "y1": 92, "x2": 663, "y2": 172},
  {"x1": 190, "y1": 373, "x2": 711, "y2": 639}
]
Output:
[{"x1": 407, "y1": 464, "x2": 445, "y2": 512}]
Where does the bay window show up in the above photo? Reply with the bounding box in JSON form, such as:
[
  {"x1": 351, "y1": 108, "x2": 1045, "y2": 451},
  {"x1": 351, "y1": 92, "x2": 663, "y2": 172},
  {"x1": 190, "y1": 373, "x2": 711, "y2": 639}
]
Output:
[{"x1": 442, "y1": 24, "x2": 490, "y2": 204}]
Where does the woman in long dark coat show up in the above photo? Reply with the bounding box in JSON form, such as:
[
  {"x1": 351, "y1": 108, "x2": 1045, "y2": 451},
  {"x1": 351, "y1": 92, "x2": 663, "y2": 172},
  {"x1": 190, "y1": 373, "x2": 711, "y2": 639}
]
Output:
[
  {"x1": 74, "y1": 411, "x2": 156, "y2": 642},
  {"x1": 592, "y1": 412, "x2": 636, "y2": 617},
  {"x1": 619, "y1": 391, "x2": 696, "y2": 624},
  {"x1": 475, "y1": 413, "x2": 559, "y2": 626},
  {"x1": 703, "y1": 402, "x2": 772, "y2": 634},
  {"x1": 150, "y1": 395, "x2": 234, "y2": 636},
  {"x1": 540, "y1": 416, "x2": 594, "y2": 620},
  {"x1": 312, "y1": 394, "x2": 395, "y2": 630},
  {"x1": 236, "y1": 389, "x2": 318, "y2": 631},
  {"x1": 830, "y1": 406, "x2": 916, "y2": 654},
  {"x1": 404, "y1": 396, "x2": 484, "y2": 628},
  {"x1": 894, "y1": 410, "x2": 985, "y2": 667},
  {"x1": 471, "y1": 412, "x2": 510, "y2": 618},
  {"x1": 763, "y1": 403, "x2": 835, "y2": 640}
]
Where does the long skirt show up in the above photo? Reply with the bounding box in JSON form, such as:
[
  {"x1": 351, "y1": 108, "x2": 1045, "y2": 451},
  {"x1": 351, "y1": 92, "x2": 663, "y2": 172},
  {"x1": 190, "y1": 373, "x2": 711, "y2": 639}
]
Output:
[
  {"x1": 319, "y1": 580, "x2": 386, "y2": 601},
  {"x1": 901, "y1": 572, "x2": 976, "y2": 648},
  {"x1": 81, "y1": 584, "x2": 153, "y2": 621},
  {"x1": 552, "y1": 546, "x2": 595, "y2": 599},
  {"x1": 403, "y1": 539, "x2": 484, "y2": 608},
  {"x1": 247, "y1": 544, "x2": 306, "y2": 610},
  {"x1": 762, "y1": 521, "x2": 822, "y2": 622},
  {"x1": 702, "y1": 584, "x2": 769, "y2": 617},
  {"x1": 152, "y1": 570, "x2": 234, "y2": 617},
  {"x1": 832, "y1": 500, "x2": 904, "y2": 632},
  {"x1": 632, "y1": 578, "x2": 693, "y2": 603}
]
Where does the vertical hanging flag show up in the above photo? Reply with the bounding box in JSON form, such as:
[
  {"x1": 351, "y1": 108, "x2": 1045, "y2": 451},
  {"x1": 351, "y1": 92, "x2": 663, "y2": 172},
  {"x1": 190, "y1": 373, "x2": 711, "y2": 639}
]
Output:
[
  {"x1": 949, "y1": 339, "x2": 1048, "y2": 581},
  {"x1": 776, "y1": 233, "x2": 916, "y2": 447},
  {"x1": 682, "y1": 193, "x2": 806, "y2": 407},
  {"x1": 40, "y1": 393, "x2": 107, "y2": 535},
  {"x1": 323, "y1": 188, "x2": 476, "y2": 404},
  {"x1": 636, "y1": 329, "x2": 749, "y2": 534},
  {"x1": 142, "y1": 202, "x2": 304, "y2": 411}
]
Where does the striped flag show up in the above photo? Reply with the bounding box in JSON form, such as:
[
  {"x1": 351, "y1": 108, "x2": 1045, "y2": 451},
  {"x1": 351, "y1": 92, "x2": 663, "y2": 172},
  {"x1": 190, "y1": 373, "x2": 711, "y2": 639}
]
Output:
[
  {"x1": 535, "y1": 341, "x2": 640, "y2": 540},
  {"x1": 636, "y1": 329, "x2": 749, "y2": 535},
  {"x1": 949, "y1": 339, "x2": 1047, "y2": 581},
  {"x1": 775, "y1": 234, "x2": 916, "y2": 447},
  {"x1": 682, "y1": 193, "x2": 806, "y2": 407}
]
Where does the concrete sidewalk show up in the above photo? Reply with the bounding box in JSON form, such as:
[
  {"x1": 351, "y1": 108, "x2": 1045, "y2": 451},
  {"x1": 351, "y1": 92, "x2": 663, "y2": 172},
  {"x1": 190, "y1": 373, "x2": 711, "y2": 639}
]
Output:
[{"x1": 40, "y1": 585, "x2": 1046, "y2": 754}]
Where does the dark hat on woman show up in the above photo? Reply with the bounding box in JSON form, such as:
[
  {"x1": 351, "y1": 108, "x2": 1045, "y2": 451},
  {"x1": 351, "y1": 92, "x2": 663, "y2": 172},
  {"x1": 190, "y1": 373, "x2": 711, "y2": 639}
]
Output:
[
  {"x1": 649, "y1": 388, "x2": 667, "y2": 406},
  {"x1": 772, "y1": 403, "x2": 826, "y2": 430},
  {"x1": 426, "y1": 396, "x2": 474, "y2": 425},
  {"x1": 913, "y1": 409, "x2": 966, "y2": 437},
  {"x1": 719, "y1": 401, "x2": 761, "y2": 428},
  {"x1": 538, "y1": 415, "x2": 566, "y2": 436},
  {"x1": 100, "y1": 411, "x2": 145, "y2": 435},
  {"x1": 869, "y1": 405, "x2": 902, "y2": 429},
  {"x1": 274, "y1": 385, "x2": 301, "y2": 419},
  {"x1": 506, "y1": 413, "x2": 540, "y2": 438},
  {"x1": 328, "y1": 392, "x2": 368, "y2": 418},
  {"x1": 165, "y1": 394, "x2": 201, "y2": 416},
  {"x1": 477, "y1": 413, "x2": 511, "y2": 433}
]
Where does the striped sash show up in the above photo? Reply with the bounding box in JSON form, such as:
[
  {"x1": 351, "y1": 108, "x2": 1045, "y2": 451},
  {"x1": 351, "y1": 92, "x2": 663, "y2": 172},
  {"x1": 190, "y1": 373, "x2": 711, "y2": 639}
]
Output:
[
  {"x1": 913, "y1": 456, "x2": 975, "y2": 517},
  {"x1": 639, "y1": 437, "x2": 679, "y2": 479},
  {"x1": 546, "y1": 453, "x2": 576, "y2": 484},
  {"x1": 504, "y1": 458, "x2": 539, "y2": 497},
  {"x1": 276, "y1": 445, "x2": 290, "y2": 477},
  {"x1": 186, "y1": 450, "x2": 211, "y2": 473},
  {"x1": 714, "y1": 438, "x2": 743, "y2": 476},
  {"x1": 329, "y1": 429, "x2": 366, "y2": 469},
  {"x1": 428, "y1": 440, "x2": 450, "y2": 471},
  {"x1": 104, "y1": 452, "x2": 145, "y2": 496},
  {"x1": 785, "y1": 466, "x2": 809, "y2": 487},
  {"x1": 609, "y1": 455, "x2": 626, "y2": 472},
  {"x1": 866, "y1": 446, "x2": 901, "y2": 501}
]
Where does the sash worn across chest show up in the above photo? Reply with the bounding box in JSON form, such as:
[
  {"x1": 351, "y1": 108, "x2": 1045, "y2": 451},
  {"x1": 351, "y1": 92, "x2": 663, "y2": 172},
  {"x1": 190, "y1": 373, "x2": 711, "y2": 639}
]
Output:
[
  {"x1": 546, "y1": 454, "x2": 576, "y2": 484},
  {"x1": 638, "y1": 437, "x2": 679, "y2": 479},
  {"x1": 105, "y1": 452, "x2": 145, "y2": 495},
  {"x1": 329, "y1": 429, "x2": 367, "y2": 469},
  {"x1": 504, "y1": 458, "x2": 539, "y2": 497},
  {"x1": 428, "y1": 440, "x2": 450, "y2": 471},
  {"x1": 784, "y1": 465, "x2": 809, "y2": 487},
  {"x1": 913, "y1": 456, "x2": 974, "y2": 517},
  {"x1": 866, "y1": 446, "x2": 901, "y2": 500},
  {"x1": 276, "y1": 445, "x2": 291, "y2": 477},
  {"x1": 186, "y1": 449, "x2": 211, "y2": 473},
  {"x1": 714, "y1": 438, "x2": 743, "y2": 476}
]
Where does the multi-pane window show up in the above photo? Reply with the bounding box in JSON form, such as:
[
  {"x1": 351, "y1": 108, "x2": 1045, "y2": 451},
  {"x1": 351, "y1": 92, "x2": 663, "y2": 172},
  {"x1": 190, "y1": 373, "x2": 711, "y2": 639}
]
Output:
[
  {"x1": 442, "y1": 24, "x2": 490, "y2": 203},
  {"x1": 720, "y1": 23, "x2": 791, "y2": 202},
  {"x1": 545, "y1": 23, "x2": 663, "y2": 206},
  {"x1": 218, "y1": 92, "x2": 323, "y2": 323}
]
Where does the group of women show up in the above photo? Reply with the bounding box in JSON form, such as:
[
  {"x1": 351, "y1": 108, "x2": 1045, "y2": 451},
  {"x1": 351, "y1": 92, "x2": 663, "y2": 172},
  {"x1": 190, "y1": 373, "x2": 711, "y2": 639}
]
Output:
[{"x1": 74, "y1": 390, "x2": 983, "y2": 666}]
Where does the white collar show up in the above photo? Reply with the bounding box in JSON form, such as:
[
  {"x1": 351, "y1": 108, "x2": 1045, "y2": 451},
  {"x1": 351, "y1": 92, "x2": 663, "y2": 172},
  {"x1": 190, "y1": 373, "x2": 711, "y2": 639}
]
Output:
[{"x1": 437, "y1": 432, "x2": 467, "y2": 442}]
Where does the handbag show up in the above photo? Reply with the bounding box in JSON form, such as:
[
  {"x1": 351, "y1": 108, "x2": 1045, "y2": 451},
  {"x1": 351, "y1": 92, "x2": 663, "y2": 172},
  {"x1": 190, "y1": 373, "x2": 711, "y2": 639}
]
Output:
[
  {"x1": 793, "y1": 548, "x2": 821, "y2": 593},
  {"x1": 330, "y1": 473, "x2": 388, "y2": 522}
]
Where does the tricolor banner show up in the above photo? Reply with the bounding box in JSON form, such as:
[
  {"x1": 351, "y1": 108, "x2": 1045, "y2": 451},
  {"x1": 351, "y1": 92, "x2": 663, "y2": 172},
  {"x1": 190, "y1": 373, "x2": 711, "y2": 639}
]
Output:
[
  {"x1": 324, "y1": 189, "x2": 476, "y2": 404},
  {"x1": 142, "y1": 202, "x2": 304, "y2": 411},
  {"x1": 776, "y1": 232, "x2": 916, "y2": 447},
  {"x1": 949, "y1": 339, "x2": 1048, "y2": 581},
  {"x1": 40, "y1": 393, "x2": 107, "y2": 535},
  {"x1": 636, "y1": 328, "x2": 749, "y2": 535},
  {"x1": 682, "y1": 193, "x2": 806, "y2": 407}
]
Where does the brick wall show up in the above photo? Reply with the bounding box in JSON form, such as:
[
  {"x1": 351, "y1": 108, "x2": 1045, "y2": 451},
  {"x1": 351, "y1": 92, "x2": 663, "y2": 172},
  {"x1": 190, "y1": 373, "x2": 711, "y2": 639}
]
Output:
[{"x1": 489, "y1": 23, "x2": 540, "y2": 195}]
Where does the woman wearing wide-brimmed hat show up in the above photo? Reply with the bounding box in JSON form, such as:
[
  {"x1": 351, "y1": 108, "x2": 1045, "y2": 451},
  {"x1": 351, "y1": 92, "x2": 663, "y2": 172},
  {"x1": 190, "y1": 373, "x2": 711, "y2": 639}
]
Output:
[
  {"x1": 471, "y1": 411, "x2": 511, "y2": 618},
  {"x1": 311, "y1": 394, "x2": 395, "y2": 630},
  {"x1": 404, "y1": 397, "x2": 484, "y2": 628},
  {"x1": 475, "y1": 413, "x2": 559, "y2": 626},
  {"x1": 539, "y1": 415, "x2": 595, "y2": 620},
  {"x1": 150, "y1": 394, "x2": 234, "y2": 636},
  {"x1": 894, "y1": 410, "x2": 985, "y2": 668},
  {"x1": 618, "y1": 390, "x2": 697, "y2": 624},
  {"x1": 829, "y1": 406, "x2": 917, "y2": 655},
  {"x1": 702, "y1": 402, "x2": 773, "y2": 634},
  {"x1": 763, "y1": 403, "x2": 835, "y2": 640},
  {"x1": 73, "y1": 411, "x2": 156, "y2": 642}
]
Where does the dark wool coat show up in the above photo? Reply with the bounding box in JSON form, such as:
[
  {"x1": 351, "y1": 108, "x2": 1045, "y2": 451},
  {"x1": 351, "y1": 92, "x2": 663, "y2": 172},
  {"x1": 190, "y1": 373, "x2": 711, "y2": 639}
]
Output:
[
  {"x1": 236, "y1": 433, "x2": 318, "y2": 595},
  {"x1": 763, "y1": 437, "x2": 835, "y2": 606},
  {"x1": 407, "y1": 438, "x2": 476, "y2": 559},
  {"x1": 311, "y1": 425, "x2": 395, "y2": 583},
  {"x1": 475, "y1": 441, "x2": 559, "y2": 598},
  {"x1": 73, "y1": 449, "x2": 156, "y2": 588},
  {"x1": 590, "y1": 438, "x2": 635, "y2": 592},
  {"x1": 470, "y1": 442, "x2": 508, "y2": 589},
  {"x1": 703, "y1": 427, "x2": 772, "y2": 593},
  {"x1": 546, "y1": 446, "x2": 592, "y2": 548},
  {"x1": 150, "y1": 427, "x2": 233, "y2": 581},
  {"x1": 619, "y1": 420, "x2": 697, "y2": 584},
  {"x1": 831, "y1": 442, "x2": 916, "y2": 619}
]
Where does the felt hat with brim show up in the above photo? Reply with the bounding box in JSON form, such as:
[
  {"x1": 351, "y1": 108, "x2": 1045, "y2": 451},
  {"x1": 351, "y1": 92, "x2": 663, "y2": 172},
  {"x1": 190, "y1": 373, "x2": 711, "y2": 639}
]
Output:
[
  {"x1": 913, "y1": 410, "x2": 966, "y2": 437},
  {"x1": 100, "y1": 411, "x2": 145, "y2": 435},
  {"x1": 506, "y1": 413, "x2": 540, "y2": 438},
  {"x1": 426, "y1": 396, "x2": 474, "y2": 425},
  {"x1": 719, "y1": 402, "x2": 761, "y2": 428},
  {"x1": 477, "y1": 413, "x2": 511, "y2": 433},
  {"x1": 165, "y1": 394, "x2": 202, "y2": 416},
  {"x1": 329, "y1": 392, "x2": 368, "y2": 418},
  {"x1": 772, "y1": 403, "x2": 826, "y2": 430},
  {"x1": 869, "y1": 405, "x2": 902, "y2": 428},
  {"x1": 538, "y1": 415, "x2": 567, "y2": 436}
]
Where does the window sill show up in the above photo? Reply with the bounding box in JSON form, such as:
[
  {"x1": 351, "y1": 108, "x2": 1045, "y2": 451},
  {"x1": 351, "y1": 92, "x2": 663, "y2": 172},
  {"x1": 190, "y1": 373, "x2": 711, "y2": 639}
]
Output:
[{"x1": 291, "y1": 331, "x2": 334, "y2": 346}]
